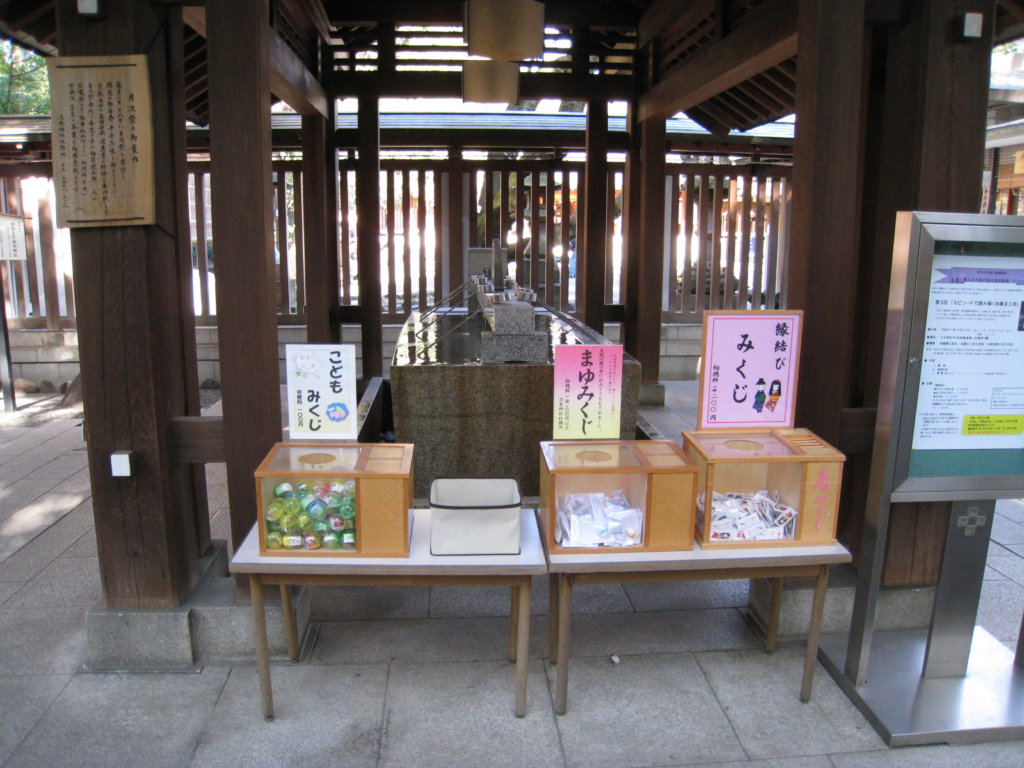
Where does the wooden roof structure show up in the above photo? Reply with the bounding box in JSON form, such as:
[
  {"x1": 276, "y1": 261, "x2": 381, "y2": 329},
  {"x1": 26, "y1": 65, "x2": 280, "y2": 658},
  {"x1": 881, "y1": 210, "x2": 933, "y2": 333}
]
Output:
[{"x1": 0, "y1": 0, "x2": 1011, "y2": 614}]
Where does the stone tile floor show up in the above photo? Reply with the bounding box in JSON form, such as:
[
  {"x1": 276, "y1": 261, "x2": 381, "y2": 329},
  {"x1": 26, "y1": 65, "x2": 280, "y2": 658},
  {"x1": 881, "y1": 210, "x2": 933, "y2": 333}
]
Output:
[{"x1": 0, "y1": 383, "x2": 1022, "y2": 767}]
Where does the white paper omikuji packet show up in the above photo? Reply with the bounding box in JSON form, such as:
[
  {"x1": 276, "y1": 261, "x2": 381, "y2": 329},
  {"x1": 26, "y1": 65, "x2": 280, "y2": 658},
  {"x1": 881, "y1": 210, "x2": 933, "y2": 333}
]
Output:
[{"x1": 704, "y1": 490, "x2": 799, "y2": 541}]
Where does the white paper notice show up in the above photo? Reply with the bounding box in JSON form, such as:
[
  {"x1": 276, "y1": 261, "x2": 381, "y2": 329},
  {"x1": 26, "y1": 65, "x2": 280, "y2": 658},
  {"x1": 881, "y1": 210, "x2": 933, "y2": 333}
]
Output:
[{"x1": 912, "y1": 254, "x2": 1024, "y2": 451}]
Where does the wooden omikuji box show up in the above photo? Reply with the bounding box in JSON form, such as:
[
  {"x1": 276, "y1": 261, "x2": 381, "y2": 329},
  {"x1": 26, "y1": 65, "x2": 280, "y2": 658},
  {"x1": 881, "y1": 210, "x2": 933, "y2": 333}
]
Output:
[
  {"x1": 254, "y1": 442, "x2": 413, "y2": 557},
  {"x1": 539, "y1": 440, "x2": 698, "y2": 554},
  {"x1": 682, "y1": 428, "x2": 844, "y2": 549}
]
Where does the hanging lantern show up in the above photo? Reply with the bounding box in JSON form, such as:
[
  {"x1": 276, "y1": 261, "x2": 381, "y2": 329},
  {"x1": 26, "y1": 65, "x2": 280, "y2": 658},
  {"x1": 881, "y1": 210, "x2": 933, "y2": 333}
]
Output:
[
  {"x1": 462, "y1": 59, "x2": 520, "y2": 105},
  {"x1": 465, "y1": 0, "x2": 544, "y2": 62}
]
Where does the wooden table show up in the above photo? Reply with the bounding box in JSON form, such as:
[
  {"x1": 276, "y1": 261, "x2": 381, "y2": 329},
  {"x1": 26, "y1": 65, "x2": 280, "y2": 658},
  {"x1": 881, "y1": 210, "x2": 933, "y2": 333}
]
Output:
[
  {"x1": 230, "y1": 508, "x2": 547, "y2": 720},
  {"x1": 546, "y1": 537, "x2": 852, "y2": 714}
]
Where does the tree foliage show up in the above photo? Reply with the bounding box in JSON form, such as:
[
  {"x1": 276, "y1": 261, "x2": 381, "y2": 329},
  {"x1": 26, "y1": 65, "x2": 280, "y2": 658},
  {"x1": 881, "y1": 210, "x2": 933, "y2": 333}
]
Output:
[{"x1": 0, "y1": 40, "x2": 50, "y2": 115}]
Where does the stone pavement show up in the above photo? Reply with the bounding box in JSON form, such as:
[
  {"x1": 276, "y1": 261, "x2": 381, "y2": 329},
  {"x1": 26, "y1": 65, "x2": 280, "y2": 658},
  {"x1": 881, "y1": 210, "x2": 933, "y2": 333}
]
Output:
[{"x1": 1, "y1": 385, "x2": 1023, "y2": 767}]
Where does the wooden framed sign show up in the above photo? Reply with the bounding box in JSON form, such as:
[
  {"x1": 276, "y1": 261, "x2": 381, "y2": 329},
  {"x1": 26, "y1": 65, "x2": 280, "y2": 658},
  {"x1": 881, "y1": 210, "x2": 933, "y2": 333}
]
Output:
[
  {"x1": 47, "y1": 55, "x2": 155, "y2": 228},
  {"x1": 697, "y1": 310, "x2": 802, "y2": 429},
  {"x1": 0, "y1": 214, "x2": 27, "y2": 260}
]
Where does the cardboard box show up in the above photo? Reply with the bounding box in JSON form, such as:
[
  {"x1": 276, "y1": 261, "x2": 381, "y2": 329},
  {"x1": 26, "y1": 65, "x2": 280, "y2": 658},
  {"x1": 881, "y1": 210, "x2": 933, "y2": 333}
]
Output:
[{"x1": 254, "y1": 442, "x2": 413, "y2": 557}]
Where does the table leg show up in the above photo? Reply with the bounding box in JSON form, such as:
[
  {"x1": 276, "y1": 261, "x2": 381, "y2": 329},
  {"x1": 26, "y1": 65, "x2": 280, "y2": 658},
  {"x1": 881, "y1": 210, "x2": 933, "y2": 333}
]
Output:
[
  {"x1": 554, "y1": 574, "x2": 572, "y2": 715},
  {"x1": 766, "y1": 577, "x2": 784, "y2": 653},
  {"x1": 250, "y1": 576, "x2": 274, "y2": 721},
  {"x1": 548, "y1": 573, "x2": 559, "y2": 662},
  {"x1": 509, "y1": 586, "x2": 520, "y2": 662},
  {"x1": 280, "y1": 584, "x2": 299, "y2": 662},
  {"x1": 514, "y1": 579, "x2": 531, "y2": 717},
  {"x1": 800, "y1": 565, "x2": 829, "y2": 702}
]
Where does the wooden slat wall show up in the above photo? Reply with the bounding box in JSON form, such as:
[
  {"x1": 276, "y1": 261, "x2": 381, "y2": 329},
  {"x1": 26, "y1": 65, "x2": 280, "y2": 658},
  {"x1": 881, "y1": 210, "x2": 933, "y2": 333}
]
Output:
[
  {"x1": 0, "y1": 175, "x2": 75, "y2": 330},
  {"x1": 3, "y1": 159, "x2": 793, "y2": 330},
  {"x1": 665, "y1": 165, "x2": 791, "y2": 321}
]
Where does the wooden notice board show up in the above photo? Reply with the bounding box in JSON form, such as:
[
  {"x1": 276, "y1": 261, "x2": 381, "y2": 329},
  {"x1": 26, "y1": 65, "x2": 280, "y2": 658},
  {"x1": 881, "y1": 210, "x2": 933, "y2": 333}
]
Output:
[{"x1": 47, "y1": 55, "x2": 155, "y2": 228}]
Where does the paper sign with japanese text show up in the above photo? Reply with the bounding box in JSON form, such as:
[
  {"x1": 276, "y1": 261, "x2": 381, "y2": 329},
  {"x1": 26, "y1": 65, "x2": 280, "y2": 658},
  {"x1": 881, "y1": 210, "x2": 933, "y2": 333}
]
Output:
[
  {"x1": 285, "y1": 344, "x2": 358, "y2": 440},
  {"x1": 0, "y1": 214, "x2": 27, "y2": 260},
  {"x1": 47, "y1": 55, "x2": 155, "y2": 228},
  {"x1": 553, "y1": 345, "x2": 623, "y2": 439},
  {"x1": 697, "y1": 310, "x2": 802, "y2": 429}
]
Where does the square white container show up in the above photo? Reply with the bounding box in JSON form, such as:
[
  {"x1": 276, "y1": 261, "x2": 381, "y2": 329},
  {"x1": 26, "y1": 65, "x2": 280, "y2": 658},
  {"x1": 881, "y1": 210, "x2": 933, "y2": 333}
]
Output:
[{"x1": 430, "y1": 477, "x2": 522, "y2": 555}]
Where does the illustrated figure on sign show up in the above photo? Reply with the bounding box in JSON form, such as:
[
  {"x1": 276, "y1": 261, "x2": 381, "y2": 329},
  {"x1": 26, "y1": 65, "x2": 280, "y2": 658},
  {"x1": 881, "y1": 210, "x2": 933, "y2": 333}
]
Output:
[
  {"x1": 765, "y1": 380, "x2": 782, "y2": 412},
  {"x1": 752, "y1": 378, "x2": 767, "y2": 413}
]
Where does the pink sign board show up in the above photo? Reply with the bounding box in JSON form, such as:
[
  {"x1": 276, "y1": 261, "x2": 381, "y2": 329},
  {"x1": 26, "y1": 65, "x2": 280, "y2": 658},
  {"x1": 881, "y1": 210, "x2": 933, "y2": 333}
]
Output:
[
  {"x1": 698, "y1": 311, "x2": 802, "y2": 429},
  {"x1": 553, "y1": 345, "x2": 623, "y2": 439}
]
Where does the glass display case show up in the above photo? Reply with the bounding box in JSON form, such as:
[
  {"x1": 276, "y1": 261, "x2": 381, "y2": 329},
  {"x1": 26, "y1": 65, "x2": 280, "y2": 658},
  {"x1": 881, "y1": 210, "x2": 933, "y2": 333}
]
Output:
[
  {"x1": 254, "y1": 442, "x2": 413, "y2": 556},
  {"x1": 539, "y1": 440, "x2": 697, "y2": 553},
  {"x1": 682, "y1": 428, "x2": 844, "y2": 548}
]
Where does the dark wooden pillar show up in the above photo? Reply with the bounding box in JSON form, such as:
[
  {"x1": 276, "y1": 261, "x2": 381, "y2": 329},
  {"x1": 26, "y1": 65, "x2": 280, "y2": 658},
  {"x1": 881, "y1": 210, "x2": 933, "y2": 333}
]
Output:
[
  {"x1": 579, "y1": 98, "x2": 608, "y2": 332},
  {"x1": 622, "y1": 102, "x2": 643, "y2": 362},
  {"x1": 302, "y1": 105, "x2": 339, "y2": 343},
  {"x1": 55, "y1": 0, "x2": 204, "y2": 608},
  {"x1": 207, "y1": 0, "x2": 282, "y2": 553},
  {"x1": 789, "y1": 0, "x2": 868, "y2": 446},
  {"x1": 859, "y1": 0, "x2": 994, "y2": 584},
  {"x1": 447, "y1": 147, "x2": 465, "y2": 291},
  {"x1": 632, "y1": 117, "x2": 667, "y2": 386},
  {"x1": 357, "y1": 96, "x2": 383, "y2": 379}
]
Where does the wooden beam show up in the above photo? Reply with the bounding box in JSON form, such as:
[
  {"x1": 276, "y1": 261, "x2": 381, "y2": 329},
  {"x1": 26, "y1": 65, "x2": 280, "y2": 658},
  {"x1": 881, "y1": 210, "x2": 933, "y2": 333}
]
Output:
[
  {"x1": 170, "y1": 416, "x2": 226, "y2": 464},
  {"x1": 324, "y1": 0, "x2": 640, "y2": 27},
  {"x1": 633, "y1": 118, "x2": 667, "y2": 385},
  {"x1": 207, "y1": 0, "x2": 283, "y2": 555},
  {"x1": 638, "y1": 0, "x2": 714, "y2": 49},
  {"x1": 638, "y1": 0, "x2": 798, "y2": 123},
  {"x1": 330, "y1": 72, "x2": 633, "y2": 101},
  {"x1": 269, "y1": 26, "x2": 328, "y2": 117}
]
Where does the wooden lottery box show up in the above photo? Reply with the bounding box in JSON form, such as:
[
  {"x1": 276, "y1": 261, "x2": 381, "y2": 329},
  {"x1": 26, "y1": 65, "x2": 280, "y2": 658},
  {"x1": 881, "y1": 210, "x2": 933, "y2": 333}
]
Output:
[
  {"x1": 681, "y1": 429, "x2": 844, "y2": 548},
  {"x1": 254, "y1": 442, "x2": 413, "y2": 557},
  {"x1": 539, "y1": 440, "x2": 698, "y2": 554}
]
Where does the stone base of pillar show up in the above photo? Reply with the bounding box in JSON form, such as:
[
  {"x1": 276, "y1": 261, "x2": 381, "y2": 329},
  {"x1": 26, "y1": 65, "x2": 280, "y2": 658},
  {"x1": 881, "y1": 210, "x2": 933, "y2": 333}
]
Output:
[{"x1": 85, "y1": 540, "x2": 312, "y2": 670}]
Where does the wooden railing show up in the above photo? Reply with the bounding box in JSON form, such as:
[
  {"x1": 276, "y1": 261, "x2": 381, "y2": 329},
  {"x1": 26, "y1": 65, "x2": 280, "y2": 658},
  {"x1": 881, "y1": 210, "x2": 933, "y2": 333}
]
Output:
[{"x1": 2, "y1": 159, "x2": 790, "y2": 331}]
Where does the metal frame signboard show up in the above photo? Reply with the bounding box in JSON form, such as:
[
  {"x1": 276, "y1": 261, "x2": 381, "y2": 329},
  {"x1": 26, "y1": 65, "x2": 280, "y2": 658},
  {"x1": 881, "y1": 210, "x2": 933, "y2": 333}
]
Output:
[
  {"x1": 886, "y1": 214, "x2": 1024, "y2": 500},
  {"x1": 822, "y1": 212, "x2": 1024, "y2": 747}
]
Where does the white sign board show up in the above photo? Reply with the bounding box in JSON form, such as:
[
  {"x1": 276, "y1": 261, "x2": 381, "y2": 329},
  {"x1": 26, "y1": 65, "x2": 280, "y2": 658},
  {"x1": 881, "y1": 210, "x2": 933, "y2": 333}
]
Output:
[
  {"x1": 285, "y1": 344, "x2": 358, "y2": 440},
  {"x1": 912, "y1": 253, "x2": 1024, "y2": 452},
  {"x1": 0, "y1": 214, "x2": 27, "y2": 260}
]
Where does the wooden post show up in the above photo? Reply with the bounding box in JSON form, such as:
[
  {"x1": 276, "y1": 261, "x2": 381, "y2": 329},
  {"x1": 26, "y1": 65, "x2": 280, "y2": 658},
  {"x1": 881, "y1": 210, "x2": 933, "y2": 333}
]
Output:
[
  {"x1": 579, "y1": 98, "x2": 608, "y2": 333},
  {"x1": 447, "y1": 148, "x2": 465, "y2": 292},
  {"x1": 788, "y1": 0, "x2": 868, "y2": 446},
  {"x1": 302, "y1": 109, "x2": 339, "y2": 343},
  {"x1": 54, "y1": 0, "x2": 203, "y2": 608},
  {"x1": 207, "y1": 0, "x2": 283, "y2": 554},
  {"x1": 622, "y1": 100, "x2": 644, "y2": 360},
  {"x1": 357, "y1": 96, "x2": 383, "y2": 379},
  {"x1": 633, "y1": 117, "x2": 667, "y2": 386},
  {"x1": 857, "y1": 0, "x2": 994, "y2": 586}
]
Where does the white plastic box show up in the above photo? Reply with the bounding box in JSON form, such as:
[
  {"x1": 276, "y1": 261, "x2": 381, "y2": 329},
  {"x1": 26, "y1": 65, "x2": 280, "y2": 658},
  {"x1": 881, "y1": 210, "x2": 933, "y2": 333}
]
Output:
[{"x1": 430, "y1": 477, "x2": 522, "y2": 555}]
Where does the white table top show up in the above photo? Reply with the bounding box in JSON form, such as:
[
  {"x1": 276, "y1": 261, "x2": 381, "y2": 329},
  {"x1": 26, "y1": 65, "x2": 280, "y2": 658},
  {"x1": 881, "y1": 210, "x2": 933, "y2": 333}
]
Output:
[
  {"x1": 230, "y1": 508, "x2": 547, "y2": 577},
  {"x1": 546, "y1": 540, "x2": 852, "y2": 573}
]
